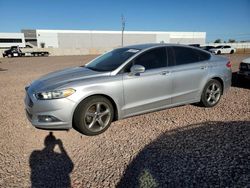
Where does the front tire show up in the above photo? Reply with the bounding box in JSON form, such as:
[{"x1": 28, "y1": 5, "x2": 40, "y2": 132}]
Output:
[
  {"x1": 230, "y1": 50, "x2": 234, "y2": 54},
  {"x1": 73, "y1": 96, "x2": 114, "y2": 136},
  {"x1": 217, "y1": 51, "x2": 221, "y2": 55},
  {"x1": 200, "y1": 79, "x2": 222, "y2": 107}
]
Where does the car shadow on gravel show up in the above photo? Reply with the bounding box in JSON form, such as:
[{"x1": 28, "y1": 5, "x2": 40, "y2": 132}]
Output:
[
  {"x1": 117, "y1": 121, "x2": 250, "y2": 187},
  {"x1": 29, "y1": 132, "x2": 74, "y2": 188},
  {"x1": 232, "y1": 72, "x2": 250, "y2": 89}
]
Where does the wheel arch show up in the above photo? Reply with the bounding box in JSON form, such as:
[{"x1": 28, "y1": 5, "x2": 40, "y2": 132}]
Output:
[
  {"x1": 72, "y1": 94, "x2": 119, "y2": 125},
  {"x1": 209, "y1": 77, "x2": 224, "y2": 94}
]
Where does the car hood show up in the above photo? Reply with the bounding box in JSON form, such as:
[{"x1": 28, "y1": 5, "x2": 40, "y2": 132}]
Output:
[
  {"x1": 3, "y1": 49, "x2": 11, "y2": 53},
  {"x1": 28, "y1": 66, "x2": 110, "y2": 92},
  {"x1": 242, "y1": 57, "x2": 250, "y2": 64}
]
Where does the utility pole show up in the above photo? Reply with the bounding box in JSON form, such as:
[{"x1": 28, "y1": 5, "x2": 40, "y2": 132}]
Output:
[{"x1": 121, "y1": 14, "x2": 126, "y2": 47}]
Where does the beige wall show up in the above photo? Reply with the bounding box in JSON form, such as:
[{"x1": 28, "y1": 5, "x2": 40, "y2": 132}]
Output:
[
  {"x1": 39, "y1": 47, "x2": 112, "y2": 56},
  {"x1": 206, "y1": 42, "x2": 250, "y2": 49},
  {"x1": 1, "y1": 42, "x2": 250, "y2": 58}
]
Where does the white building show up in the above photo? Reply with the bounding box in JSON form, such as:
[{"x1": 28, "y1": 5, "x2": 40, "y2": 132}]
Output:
[
  {"x1": 0, "y1": 33, "x2": 25, "y2": 48},
  {"x1": 22, "y1": 29, "x2": 206, "y2": 48}
]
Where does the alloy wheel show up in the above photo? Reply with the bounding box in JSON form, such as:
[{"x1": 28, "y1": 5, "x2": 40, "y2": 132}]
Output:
[
  {"x1": 205, "y1": 83, "x2": 221, "y2": 105},
  {"x1": 84, "y1": 102, "x2": 112, "y2": 132}
]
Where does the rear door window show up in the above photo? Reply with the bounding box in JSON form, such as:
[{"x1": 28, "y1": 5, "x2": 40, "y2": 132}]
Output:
[
  {"x1": 196, "y1": 49, "x2": 211, "y2": 61},
  {"x1": 171, "y1": 46, "x2": 210, "y2": 66},
  {"x1": 173, "y1": 46, "x2": 200, "y2": 65},
  {"x1": 166, "y1": 47, "x2": 175, "y2": 67}
]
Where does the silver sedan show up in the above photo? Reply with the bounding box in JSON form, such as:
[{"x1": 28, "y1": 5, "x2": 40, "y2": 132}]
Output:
[{"x1": 25, "y1": 44, "x2": 232, "y2": 135}]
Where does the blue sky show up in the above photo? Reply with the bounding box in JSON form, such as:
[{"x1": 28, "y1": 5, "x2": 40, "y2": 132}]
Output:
[{"x1": 0, "y1": 0, "x2": 249, "y2": 42}]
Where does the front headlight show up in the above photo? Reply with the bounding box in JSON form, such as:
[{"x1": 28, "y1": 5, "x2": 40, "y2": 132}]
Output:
[{"x1": 35, "y1": 88, "x2": 76, "y2": 100}]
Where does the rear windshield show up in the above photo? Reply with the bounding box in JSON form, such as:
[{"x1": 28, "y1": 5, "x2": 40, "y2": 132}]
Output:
[{"x1": 86, "y1": 48, "x2": 140, "y2": 71}]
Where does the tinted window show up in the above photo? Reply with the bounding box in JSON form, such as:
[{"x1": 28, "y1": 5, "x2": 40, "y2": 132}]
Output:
[
  {"x1": 134, "y1": 47, "x2": 167, "y2": 70},
  {"x1": 196, "y1": 49, "x2": 211, "y2": 61},
  {"x1": 173, "y1": 47, "x2": 200, "y2": 65},
  {"x1": 0, "y1": 38, "x2": 22, "y2": 43},
  {"x1": 86, "y1": 48, "x2": 140, "y2": 71},
  {"x1": 167, "y1": 47, "x2": 175, "y2": 67},
  {"x1": 224, "y1": 46, "x2": 231, "y2": 48}
]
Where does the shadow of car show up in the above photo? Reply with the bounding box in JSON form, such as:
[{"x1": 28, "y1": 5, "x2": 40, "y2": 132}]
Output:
[{"x1": 117, "y1": 121, "x2": 250, "y2": 187}]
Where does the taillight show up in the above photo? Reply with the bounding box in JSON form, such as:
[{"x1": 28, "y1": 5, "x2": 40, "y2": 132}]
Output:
[{"x1": 226, "y1": 61, "x2": 231, "y2": 68}]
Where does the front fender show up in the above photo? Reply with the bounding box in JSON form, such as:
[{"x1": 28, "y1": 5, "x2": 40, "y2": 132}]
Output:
[{"x1": 67, "y1": 75, "x2": 124, "y2": 122}]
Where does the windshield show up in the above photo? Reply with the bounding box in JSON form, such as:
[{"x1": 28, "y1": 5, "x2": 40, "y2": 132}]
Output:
[{"x1": 85, "y1": 48, "x2": 140, "y2": 71}]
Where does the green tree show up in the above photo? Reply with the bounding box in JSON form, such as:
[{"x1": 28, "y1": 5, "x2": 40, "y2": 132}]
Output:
[
  {"x1": 228, "y1": 39, "x2": 236, "y2": 43},
  {"x1": 214, "y1": 39, "x2": 222, "y2": 43}
]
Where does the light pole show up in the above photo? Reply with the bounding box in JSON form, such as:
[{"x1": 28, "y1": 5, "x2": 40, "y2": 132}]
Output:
[{"x1": 121, "y1": 14, "x2": 126, "y2": 47}]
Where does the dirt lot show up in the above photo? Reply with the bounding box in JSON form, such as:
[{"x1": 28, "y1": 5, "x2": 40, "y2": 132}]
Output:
[{"x1": 0, "y1": 54, "x2": 249, "y2": 187}]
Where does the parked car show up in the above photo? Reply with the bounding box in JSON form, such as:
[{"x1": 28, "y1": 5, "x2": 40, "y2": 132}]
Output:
[
  {"x1": 2, "y1": 46, "x2": 24, "y2": 57},
  {"x1": 25, "y1": 44, "x2": 232, "y2": 135},
  {"x1": 2, "y1": 46, "x2": 49, "y2": 57},
  {"x1": 201, "y1": 45, "x2": 215, "y2": 52},
  {"x1": 238, "y1": 57, "x2": 250, "y2": 79},
  {"x1": 209, "y1": 45, "x2": 236, "y2": 54}
]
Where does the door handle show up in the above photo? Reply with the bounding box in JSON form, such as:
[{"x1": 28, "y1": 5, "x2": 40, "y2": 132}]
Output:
[
  {"x1": 161, "y1": 71, "x2": 171, "y2": 75},
  {"x1": 200, "y1": 66, "x2": 207, "y2": 70}
]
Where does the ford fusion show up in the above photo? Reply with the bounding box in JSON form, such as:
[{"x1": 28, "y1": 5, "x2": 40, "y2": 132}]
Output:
[{"x1": 25, "y1": 44, "x2": 232, "y2": 135}]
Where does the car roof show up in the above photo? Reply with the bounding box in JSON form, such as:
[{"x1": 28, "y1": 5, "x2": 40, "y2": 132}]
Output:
[{"x1": 123, "y1": 43, "x2": 189, "y2": 50}]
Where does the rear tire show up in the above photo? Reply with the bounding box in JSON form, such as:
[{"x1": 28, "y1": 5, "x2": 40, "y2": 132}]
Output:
[
  {"x1": 73, "y1": 96, "x2": 114, "y2": 136},
  {"x1": 200, "y1": 79, "x2": 222, "y2": 107},
  {"x1": 217, "y1": 51, "x2": 221, "y2": 55},
  {"x1": 230, "y1": 50, "x2": 234, "y2": 54}
]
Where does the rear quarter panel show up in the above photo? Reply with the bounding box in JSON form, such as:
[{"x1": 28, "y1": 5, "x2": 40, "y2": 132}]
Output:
[{"x1": 207, "y1": 55, "x2": 232, "y2": 93}]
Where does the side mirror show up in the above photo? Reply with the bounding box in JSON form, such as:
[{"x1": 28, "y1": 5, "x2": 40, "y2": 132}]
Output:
[{"x1": 130, "y1": 65, "x2": 145, "y2": 75}]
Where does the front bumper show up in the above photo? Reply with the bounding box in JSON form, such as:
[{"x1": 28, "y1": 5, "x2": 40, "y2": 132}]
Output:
[{"x1": 24, "y1": 91, "x2": 77, "y2": 130}]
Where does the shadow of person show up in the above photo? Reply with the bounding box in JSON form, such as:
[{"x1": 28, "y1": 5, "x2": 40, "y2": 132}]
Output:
[
  {"x1": 29, "y1": 132, "x2": 74, "y2": 188},
  {"x1": 117, "y1": 121, "x2": 250, "y2": 187},
  {"x1": 0, "y1": 68, "x2": 8, "y2": 71}
]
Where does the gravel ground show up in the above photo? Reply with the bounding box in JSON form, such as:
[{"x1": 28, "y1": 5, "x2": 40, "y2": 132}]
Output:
[{"x1": 0, "y1": 54, "x2": 249, "y2": 187}]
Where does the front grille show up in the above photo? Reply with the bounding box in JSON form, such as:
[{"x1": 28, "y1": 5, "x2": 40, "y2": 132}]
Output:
[{"x1": 240, "y1": 63, "x2": 250, "y2": 71}]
